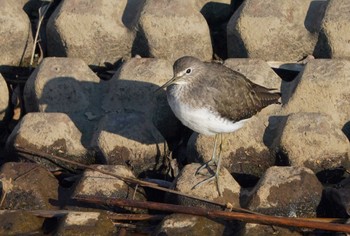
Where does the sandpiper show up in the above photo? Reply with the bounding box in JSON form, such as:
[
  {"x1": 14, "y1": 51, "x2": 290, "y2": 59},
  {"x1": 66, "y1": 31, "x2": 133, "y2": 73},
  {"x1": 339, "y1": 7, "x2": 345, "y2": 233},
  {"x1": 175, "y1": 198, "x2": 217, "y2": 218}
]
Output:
[{"x1": 158, "y1": 56, "x2": 281, "y2": 195}]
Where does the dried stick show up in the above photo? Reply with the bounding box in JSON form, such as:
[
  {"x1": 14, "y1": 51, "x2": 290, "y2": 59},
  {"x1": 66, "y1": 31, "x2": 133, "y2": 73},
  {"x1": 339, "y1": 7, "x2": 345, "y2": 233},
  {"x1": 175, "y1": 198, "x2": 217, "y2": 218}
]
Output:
[
  {"x1": 108, "y1": 213, "x2": 166, "y2": 221},
  {"x1": 30, "y1": 1, "x2": 52, "y2": 68},
  {"x1": 0, "y1": 210, "x2": 165, "y2": 222},
  {"x1": 14, "y1": 147, "x2": 254, "y2": 213},
  {"x1": 75, "y1": 196, "x2": 350, "y2": 233}
]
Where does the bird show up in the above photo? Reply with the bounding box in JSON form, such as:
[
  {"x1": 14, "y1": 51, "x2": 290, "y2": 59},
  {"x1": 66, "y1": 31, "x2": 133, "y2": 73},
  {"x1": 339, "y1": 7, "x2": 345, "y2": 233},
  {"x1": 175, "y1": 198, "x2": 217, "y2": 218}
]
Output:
[{"x1": 157, "y1": 56, "x2": 281, "y2": 195}]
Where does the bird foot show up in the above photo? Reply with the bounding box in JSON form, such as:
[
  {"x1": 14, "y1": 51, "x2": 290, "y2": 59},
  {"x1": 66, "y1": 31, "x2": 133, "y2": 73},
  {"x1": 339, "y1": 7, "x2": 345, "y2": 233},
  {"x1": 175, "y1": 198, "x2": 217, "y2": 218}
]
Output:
[
  {"x1": 192, "y1": 175, "x2": 215, "y2": 189},
  {"x1": 191, "y1": 170, "x2": 222, "y2": 196},
  {"x1": 195, "y1": 160, "x2": 217, "y2": 176}
]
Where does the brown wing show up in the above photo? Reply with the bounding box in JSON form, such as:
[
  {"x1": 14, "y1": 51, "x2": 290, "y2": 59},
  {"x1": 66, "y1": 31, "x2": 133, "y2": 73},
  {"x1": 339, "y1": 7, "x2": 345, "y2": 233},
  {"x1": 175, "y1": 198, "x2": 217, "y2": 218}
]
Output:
[{"x1": 209, "y1": 66, "x2": 280, "y2": 121}]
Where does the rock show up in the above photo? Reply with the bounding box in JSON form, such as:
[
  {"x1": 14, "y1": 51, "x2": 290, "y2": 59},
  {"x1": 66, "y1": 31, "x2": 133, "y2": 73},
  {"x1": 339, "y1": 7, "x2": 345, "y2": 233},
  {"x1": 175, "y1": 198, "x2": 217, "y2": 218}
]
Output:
[
  {"x1": 24, "y1": 57, "x2": 106, "y2": 146},
  {"x1": 0, "y1": 74, "x2": 9, "y2": 123},
  {"x1": 271, "y1": 112, "x2": 350, "y2": 179},
  {"x1": 91, "y1": 112, "x2": 166, "y2": 176},
  {"x1": 46, "y1": 0, "x2": 134, "y2": 66},
  {"x1": 133, "y1": 0, "x2": 212, "y2": 63},
  {"x1": 55, "y1": 212, "x2": 116, "y2": 236},
  {"x1": 0, "y1": 162, "x2": 59, "y2": 210},
  {"x1": 227, "y1": 0, "x2": 324, "y2": 60},
  {"x1": 187, "y1": 104, "x2": 281, "y2": 185},
  {"x1": 195, "y1": 0, "x2": 233, "y2": 24},
  {"x1": 154, "y1": 213, "x2": 235, "y2": 236},
  {"x1": 167, "y1": 163, "x2": 240, "y2": 209},
  {"x1": 246, "y1": 166, "x2": 323, "y2": 217},
  {"x1": 0, "y1": 211, "x2": 45, "y2": 235},
  {"x1": 283, "y1": 59, "x2": 350, "y2": 138},
  {"x1": 24, "y1": 57, "x2": 103, "y2": 113},
  {"x1": 0, "y1": 0, "x2": 33, "y2": 69},
  {"x1": 121, "y1": 0, "x2": 145, "y2": 29},
  {"x1": 72, "y1": 165, "x2": 146, "y2": 213},
  {"x1": 236, "y1": 223, "x2": 302, "y2": 236},
  {"x1": 102, "y1": 57, "x2": 180, "y2": 142},
  {"x1": 6, "y1": 113, "x2": 93, "y2": 170},
  {"x1": 316, "y1": 0, "x2": 350, "y2": 58},
  {"x1": 224, "y1": 58, "x2": 282, "y2": 89}
]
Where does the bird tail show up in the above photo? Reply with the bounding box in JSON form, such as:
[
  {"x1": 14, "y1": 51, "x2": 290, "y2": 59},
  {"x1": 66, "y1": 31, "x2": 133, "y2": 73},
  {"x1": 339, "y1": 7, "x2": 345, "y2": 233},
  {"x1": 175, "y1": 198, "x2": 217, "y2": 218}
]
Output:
[{"x1": 251, "y1": 83, "x2": 281, "y2": 107}]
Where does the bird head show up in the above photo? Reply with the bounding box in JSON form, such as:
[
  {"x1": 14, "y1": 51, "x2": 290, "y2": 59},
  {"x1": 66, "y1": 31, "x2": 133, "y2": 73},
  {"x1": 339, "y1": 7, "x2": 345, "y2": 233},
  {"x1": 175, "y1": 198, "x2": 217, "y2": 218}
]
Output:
[{"x1": 156, "y1": 56, "x2": 203, "y2": 92}]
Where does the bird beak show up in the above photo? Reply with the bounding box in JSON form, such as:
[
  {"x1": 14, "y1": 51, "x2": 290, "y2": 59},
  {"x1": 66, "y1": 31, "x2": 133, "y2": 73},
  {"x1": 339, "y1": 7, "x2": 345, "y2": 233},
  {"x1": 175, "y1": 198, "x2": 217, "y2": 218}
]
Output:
[{"x1": 155, "y1": 76, "x2": 177, "y2": 93}]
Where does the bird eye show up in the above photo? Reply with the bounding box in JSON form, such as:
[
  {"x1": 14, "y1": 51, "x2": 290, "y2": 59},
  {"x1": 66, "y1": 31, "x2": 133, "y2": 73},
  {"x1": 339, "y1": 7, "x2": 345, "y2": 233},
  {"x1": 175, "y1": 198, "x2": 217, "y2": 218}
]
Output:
[{"x1": 186, "y1": 68, "x2": 192, "y2": 74}]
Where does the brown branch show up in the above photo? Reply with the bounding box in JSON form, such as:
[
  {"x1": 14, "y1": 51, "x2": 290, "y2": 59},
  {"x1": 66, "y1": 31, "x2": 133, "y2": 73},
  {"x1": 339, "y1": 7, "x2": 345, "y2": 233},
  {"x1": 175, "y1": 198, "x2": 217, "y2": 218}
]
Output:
[
  {"x1": 109, "y1": 213, "x2": 166, "y2": 222},
  {"x1": 14, "y1": 147, "x2": 255, "y2": 213},
  {"x1": 0, "y1": 210, "x2": 156, "y2": 235},
  {"x1": 1, "y1": 210, "x2": 165, "y2": 222},
  {"x1": 75, "y1": 196, "x2": 350, "y2": 233}
]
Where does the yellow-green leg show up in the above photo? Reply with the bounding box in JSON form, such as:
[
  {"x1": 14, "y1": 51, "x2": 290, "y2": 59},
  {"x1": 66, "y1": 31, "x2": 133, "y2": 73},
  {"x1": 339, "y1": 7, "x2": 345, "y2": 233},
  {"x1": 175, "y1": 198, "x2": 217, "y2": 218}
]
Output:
[{"x1": 193, "y1": 133, "x2": 223, "y2": 196}]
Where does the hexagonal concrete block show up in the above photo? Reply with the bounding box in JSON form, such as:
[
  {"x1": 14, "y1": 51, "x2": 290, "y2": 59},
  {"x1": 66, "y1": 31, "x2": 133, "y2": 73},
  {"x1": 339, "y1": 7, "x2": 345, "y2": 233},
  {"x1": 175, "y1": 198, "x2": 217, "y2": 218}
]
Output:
[
  {"x1": 24, "y1": 57, "x2": 103, "y2": 113},
  {"x1": 154, "y1": 214, "x2": 233, "y2": 236},
  {"x1": 55, "y1": 212, "x2": 116, "y2": 236},
  {"x1": 6, "y1": 113, "x2": 92, "y2": 170},
  {"x1": 133, "y1": 0, "x2": 213, "y2": 63},
  {"x1": 91, "y1": 112, "x2": 166, "y2": 176},
  {"x1": 247, "y1": 166, "x2": 323, "y2": 217},
  {"x1": 283, "y1": 59, "x2": 350, "y2": 136},
  {"x1": 24, "y1": 57, "x2": 106, "y2": 146},
  {"x1": 224, "y1": 58, "x2": 282, "y2": 89},
  {"x1": 237, "y1": 223, "x2": 303, "y2": 236},
  {"x1": 0, "y1": 0, "x2": 33, "y2": 68},
  {"x1": 272, "y1": 112, "x2": 350, "y2": 174},
  {"x1": 0, "y1": 162, "x2": 59, "y2": 210},
  {"x1": 316, "y1": 0, "x2": 350, "y2": 58},
  {"x1": 168, "y1": 163, "x2": 241, "y2": 209},
  {"x1": 0, "y1": 211, "x2": 45, "y2": 235},
  {"x1": 102, "y1": 57, "x2": 180, "y2": 141},
  {"x1": 72, "y1": 165, "x2": 146, "y2": 213},
  {"x1": 47, "y1": 0, "x2": 134, "y2": 66},
  {"x1": 227, "y1": 0, "x2": 325, "y2": 60}
]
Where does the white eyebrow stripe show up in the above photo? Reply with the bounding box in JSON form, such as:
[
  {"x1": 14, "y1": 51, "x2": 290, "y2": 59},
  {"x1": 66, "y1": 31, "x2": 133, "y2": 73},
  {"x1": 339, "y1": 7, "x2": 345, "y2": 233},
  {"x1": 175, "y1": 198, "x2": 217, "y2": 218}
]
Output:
[{"x1": 176, "y1": 71, "x2": 186, "y2": 77}]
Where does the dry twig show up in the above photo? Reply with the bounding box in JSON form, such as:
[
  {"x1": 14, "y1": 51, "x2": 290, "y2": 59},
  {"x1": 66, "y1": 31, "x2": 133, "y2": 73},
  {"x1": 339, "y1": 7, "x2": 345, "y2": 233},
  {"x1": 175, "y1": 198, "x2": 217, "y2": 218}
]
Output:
[
  {"x1": 14, "y1": 146, "x2": 254, "y2": 213},
  {"x1": 29, "y1": 0, "x2": 53, "y2": 68},
  {"x1": 76, "y1": 196, "x2": 350, "y2": 233}
]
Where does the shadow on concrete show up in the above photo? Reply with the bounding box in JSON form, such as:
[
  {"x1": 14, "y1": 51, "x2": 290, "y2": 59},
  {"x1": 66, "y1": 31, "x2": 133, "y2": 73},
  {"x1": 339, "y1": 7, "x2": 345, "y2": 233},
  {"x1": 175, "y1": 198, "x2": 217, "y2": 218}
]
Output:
[
  {"x1": 36, "y1": 76, "x2": 170, "y2": 146},
  {"x1": 304, "y1": 0, "x2": 330, "y2": 58}
]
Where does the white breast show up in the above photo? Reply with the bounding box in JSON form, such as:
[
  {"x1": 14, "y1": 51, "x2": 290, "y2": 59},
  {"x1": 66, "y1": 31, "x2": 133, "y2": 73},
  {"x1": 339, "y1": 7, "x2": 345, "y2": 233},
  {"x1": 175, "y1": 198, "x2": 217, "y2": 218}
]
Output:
[{"x1": 167, "y1": 94, "x2": 248, "y2": 136}]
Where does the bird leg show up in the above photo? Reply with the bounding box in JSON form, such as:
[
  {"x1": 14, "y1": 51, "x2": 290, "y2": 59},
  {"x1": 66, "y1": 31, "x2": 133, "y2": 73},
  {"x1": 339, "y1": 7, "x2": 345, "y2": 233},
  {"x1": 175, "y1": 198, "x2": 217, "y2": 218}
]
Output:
[
  {"x1": 195, "y1": 133, "x2": 219, "y2": 175},
  {"x1": 193, "y1": 133, "x2": 223, "y2": 196}
]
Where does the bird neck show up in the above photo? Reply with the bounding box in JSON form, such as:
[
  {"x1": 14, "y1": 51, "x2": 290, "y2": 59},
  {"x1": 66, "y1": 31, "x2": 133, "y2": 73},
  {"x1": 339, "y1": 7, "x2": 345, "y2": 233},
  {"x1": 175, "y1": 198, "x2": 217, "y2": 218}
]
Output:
[{"x1": 167, "y1": 83, "x2": 191, "y2": 102}]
